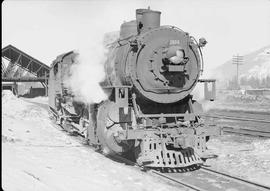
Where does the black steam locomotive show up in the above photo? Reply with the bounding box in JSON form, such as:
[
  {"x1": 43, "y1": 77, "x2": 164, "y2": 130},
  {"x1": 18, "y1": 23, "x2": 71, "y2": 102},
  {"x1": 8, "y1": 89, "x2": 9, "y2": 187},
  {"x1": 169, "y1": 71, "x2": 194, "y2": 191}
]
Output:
[{"x1": 49, "y1": 8, "x2": 220, "y2": 168}]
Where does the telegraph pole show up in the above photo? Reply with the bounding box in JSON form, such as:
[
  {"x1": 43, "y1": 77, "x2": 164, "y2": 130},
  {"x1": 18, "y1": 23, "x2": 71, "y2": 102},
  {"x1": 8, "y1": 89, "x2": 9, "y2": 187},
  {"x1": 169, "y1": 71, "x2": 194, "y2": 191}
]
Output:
[{"x1": 232, "y1": 54, "x2": 243, "y2": 89}]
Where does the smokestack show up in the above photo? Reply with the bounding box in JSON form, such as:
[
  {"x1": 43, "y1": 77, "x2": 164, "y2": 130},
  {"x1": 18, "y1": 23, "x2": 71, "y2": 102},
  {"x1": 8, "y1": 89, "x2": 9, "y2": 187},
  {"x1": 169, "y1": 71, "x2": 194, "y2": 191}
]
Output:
[{"x1": 136, "y1": 8, "x2": 161, "y2": 33}]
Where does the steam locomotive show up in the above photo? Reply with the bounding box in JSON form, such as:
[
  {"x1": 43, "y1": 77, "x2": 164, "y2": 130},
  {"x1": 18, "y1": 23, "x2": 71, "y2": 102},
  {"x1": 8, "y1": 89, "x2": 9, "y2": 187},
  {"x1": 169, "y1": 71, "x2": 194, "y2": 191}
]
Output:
[{"x1": 48, "y1": 8, "x2": 220, "y2": 168}]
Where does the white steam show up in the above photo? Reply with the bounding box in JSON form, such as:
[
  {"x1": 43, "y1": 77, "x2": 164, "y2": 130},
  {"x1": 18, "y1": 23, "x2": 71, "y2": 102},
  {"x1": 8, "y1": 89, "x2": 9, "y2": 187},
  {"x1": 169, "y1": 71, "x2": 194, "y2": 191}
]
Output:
[{"x1": 68, "y1": 42, "x2": 107, "y2": 103}]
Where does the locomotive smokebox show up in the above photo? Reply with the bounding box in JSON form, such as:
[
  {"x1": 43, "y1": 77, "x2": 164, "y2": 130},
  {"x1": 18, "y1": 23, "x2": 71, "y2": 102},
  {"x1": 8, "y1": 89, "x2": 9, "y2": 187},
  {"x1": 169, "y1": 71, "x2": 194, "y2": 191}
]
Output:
[{"x1": 136, "y1": 8, "x2": 161, "y2": 33}]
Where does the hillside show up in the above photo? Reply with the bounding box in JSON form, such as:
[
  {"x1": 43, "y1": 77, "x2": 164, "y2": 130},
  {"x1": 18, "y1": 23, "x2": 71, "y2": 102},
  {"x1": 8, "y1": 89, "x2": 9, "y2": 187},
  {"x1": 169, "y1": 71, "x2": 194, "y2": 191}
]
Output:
[{"x1": 213, "y1": 45, "x2": 270, "y2": 88}]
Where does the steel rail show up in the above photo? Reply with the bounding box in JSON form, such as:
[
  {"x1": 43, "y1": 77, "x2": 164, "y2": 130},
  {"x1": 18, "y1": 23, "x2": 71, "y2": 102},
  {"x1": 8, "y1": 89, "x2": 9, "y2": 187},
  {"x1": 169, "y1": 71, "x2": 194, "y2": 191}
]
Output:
[
  {"x1": 202, "y1": 114, "x2": 270, "y2": 123},
  {"x1": 222, "y1": 126, "x2": 270, "y2": 138},
  {"x1": 108, "y1": 154, "x2": 204, "y2": 191},
  {"x1": 150, "y1": 170, "x2": 206, "y2": 191},
  {"x1": 200, "y1": 167, "x2": 270, "y2": 190},
  {"x1": 152, "y1": 167, "x2": 270, "y2": 191}
]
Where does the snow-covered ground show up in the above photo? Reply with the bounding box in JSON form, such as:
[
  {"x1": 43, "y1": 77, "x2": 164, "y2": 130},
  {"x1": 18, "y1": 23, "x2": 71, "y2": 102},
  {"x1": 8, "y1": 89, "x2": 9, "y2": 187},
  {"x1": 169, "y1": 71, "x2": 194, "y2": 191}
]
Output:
[
  {"x1": 3, "y1": 90, "x2": 270, "y2": 190},
  {"x1": 201, "y1": 90, "x2": 270, "y2": 186},
  {"x1": 2, "y1": 90, "x2": 180, "y2": 191},
  {"x1": 206, "y1": 135, "x2": 270, "y2": 186},
  {"x1": 22, "y1": 96, "x2": 49, "y2": 105}
]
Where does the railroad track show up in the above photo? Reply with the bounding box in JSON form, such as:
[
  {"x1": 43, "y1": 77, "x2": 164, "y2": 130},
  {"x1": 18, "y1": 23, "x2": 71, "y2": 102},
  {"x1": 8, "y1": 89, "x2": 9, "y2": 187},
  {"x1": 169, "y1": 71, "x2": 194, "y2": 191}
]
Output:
[
  {"x1": 110, "y1": 153, "x2": 270, "y2": 191},
  {"x1": 151, "y1": 168, "x2": 270, "y2": 191},
  {"x1": 48, "y1": 115, "x2": 270, "y2": 191},
  {"x1": 203, "y1": 114, "x2": 270, "y2": 138}
]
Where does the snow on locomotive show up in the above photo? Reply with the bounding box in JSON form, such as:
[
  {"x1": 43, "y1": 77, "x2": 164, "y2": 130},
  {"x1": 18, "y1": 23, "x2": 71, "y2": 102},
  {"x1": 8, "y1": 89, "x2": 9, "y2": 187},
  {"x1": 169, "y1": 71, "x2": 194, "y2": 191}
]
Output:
[{"x1": 48, "y1": 8, "x2": 220, "y2": 168}]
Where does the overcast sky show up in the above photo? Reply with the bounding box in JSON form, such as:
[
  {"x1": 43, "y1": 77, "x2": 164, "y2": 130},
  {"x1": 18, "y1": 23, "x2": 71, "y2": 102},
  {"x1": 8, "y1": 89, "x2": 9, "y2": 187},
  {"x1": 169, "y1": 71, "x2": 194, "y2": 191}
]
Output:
[{"x1": 2, "y1": 0, "x2": 270, "y2": 73}]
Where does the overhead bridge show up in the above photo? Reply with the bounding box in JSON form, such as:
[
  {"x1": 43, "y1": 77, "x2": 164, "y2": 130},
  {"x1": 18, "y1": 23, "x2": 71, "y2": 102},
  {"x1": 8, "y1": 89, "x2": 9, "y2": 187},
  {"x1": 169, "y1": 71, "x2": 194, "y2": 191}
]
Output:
[
  {"x1": 2, "y1": 45, "x2": 50, "y2": 77},
  {"x1": 2, "y1": 45, "x2": 50, "y2": 96}
]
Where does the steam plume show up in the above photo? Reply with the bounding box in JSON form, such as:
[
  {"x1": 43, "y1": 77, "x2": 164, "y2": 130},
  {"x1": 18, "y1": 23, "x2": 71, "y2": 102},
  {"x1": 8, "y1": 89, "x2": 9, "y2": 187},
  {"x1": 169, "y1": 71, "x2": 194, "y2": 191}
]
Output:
[{"x1": 68, "y1": 40, "x2": 107, "y2": 103}]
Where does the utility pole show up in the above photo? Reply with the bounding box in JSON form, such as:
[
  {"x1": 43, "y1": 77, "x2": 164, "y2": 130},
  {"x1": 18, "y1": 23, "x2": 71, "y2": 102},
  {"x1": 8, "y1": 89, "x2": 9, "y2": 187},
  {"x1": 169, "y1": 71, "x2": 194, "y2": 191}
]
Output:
[{"x1": 232, "y1": 54, "x2": 243, "y2": 89}]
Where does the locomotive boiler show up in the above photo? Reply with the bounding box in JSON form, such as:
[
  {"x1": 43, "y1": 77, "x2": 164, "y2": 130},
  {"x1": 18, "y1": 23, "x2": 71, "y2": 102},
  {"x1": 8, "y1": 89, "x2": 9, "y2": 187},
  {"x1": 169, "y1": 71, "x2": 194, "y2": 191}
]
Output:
[{"x1": 49, "y1": 8, "x2": 220, "y2": 168}]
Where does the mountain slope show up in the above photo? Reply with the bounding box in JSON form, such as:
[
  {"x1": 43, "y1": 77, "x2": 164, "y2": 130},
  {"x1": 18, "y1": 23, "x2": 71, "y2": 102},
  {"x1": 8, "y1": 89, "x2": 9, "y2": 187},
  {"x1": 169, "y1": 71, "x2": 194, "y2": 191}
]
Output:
[
  {"x1": 213, "y1": 45, "x2": 270, "y2": 88},
  {"x1": 241, "y1": 48, "x2": 270, "y2": 80}
]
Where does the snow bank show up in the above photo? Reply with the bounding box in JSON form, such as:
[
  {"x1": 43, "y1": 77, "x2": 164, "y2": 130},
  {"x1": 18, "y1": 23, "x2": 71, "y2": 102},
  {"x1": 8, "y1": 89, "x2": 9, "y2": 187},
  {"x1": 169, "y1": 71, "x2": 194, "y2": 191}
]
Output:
[
  {"x1": 2, "y1": 90, "x2": 28, "y2": 114},
  {"x1": 2, "y1": 90, "x2": 181, "y2": 191},
  {"x1": 2, "y1": 90, "x2": 47, "y2": 121},
  {"x1": 23, "y1": 96, "x2": 48, "y2": 105},
  {"x1": 2, "y1": 90, "x2": 71, "y2": 145}
]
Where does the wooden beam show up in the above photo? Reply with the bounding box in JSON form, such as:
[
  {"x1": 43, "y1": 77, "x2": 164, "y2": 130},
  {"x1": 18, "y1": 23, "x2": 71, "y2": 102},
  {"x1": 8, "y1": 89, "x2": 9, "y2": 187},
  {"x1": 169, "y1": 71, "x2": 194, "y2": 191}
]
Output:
[
  {"x1": 26, "y1": 60, "x2": 33, "y2": 70},
  {"x1": 35, "y1": 65, "x2": 43, "y2": 74},
  {"x1": 15, "y1": 54, "x2": 22, "y2": 65},
  {"x1": 2, "y1": 77, "x2": 47, "y2": 82},
  {"x1": 12, "y1": 66, "x2": 20, "y2": 78}
]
